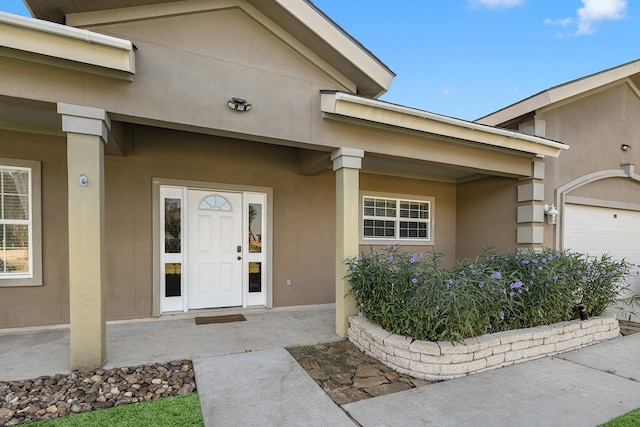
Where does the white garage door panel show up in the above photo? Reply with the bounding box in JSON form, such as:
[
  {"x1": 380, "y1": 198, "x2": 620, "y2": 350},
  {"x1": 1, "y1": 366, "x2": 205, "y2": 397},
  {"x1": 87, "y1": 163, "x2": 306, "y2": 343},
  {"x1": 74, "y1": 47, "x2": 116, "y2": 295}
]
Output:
[{"x1": 564, "y1": 204, "x2": 640, "y2": 319}]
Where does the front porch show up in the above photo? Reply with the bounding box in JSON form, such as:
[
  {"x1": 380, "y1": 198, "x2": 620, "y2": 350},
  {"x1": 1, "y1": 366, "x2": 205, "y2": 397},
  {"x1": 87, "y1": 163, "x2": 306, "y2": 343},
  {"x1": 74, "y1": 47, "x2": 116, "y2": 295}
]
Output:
[{"x1": 0, "y1": 304, "x2": 339, "y2": 381}]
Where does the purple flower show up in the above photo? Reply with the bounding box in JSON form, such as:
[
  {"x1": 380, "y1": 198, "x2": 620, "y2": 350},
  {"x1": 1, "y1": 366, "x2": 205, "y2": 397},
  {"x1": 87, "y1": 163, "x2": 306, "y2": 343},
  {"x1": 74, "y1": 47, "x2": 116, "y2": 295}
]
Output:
[
  {"x1": 510, "y1": 281, "x2": 523, "y2": 289},
  {"x1": 500, "y1": 311, "x2": 505, "y2": 319},
  {"x1": 449, "y1": 291, "x2": 454, "y2": 296},
  {"x1": 479, "y1": 281, "x2": 485, "y2": 288},
  {"x1": 541, "y1": 258, "x2": 547, "y2": 263},
  {"x1": 525, "y1": 287, "x2": 529, "y2": 292},
  {"x1": 502, "y1": 288, "x2": 507, "y2": 294},
  {"x1": 436, "y1": 305, "x2": 440, "y2": 311},
  {"x1": 518, "y1": 289, "x2": 523, "y2": 294},
  {"x1": 387, "y1": 256, "x2": 394, "y2": 261},
  {"x1": 510, "y1": 291, "x2": 515, "y2": 297},
  {"x1": 491, "y1": 272, "x2": 502, "y2": 279},
  {"x1": 553, "y1": 275, "x2": 559, "y2": 281},
  {"x1": 522, "y1": 259, "x2": 530, "y2": 265},
  {"x1": 412, "y1": 278, "x2": 418, "y2": 284},
  {"x1": 538, "y1": 266, "x2": 543, "y2": 271},
  {"x1": 532, "y1": 259, "x2": 538, "y2": 264}
]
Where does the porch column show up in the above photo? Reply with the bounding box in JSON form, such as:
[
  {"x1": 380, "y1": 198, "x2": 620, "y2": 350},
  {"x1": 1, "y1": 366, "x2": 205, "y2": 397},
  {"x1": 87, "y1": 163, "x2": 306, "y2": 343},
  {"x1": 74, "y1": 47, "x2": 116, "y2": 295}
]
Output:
[
  {"x1": 58, "y1": 103, "x2": 110, "y2": 371},
  {"x1": 331, "y1": 147, "x2": 364, "y2": 337},
  {"x1": 516, "y1": 159, "x2": 545, "y2": 248}
]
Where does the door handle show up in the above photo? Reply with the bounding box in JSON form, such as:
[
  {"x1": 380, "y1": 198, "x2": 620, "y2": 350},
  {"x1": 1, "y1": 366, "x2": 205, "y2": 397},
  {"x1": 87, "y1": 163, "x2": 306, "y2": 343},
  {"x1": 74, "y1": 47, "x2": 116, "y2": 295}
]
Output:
[
  {"x1": 237, "y1": 256, "x2": 242, "y2": 261},
  {"x1": 237, "y1": 246, "x2": 242, "y2": 253}
]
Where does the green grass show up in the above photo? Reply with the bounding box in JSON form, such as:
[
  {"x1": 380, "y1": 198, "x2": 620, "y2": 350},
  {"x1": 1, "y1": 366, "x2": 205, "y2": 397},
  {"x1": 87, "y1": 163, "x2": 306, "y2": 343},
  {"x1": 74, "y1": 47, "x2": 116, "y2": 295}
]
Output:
[
  {"x1": 29, "y1": 393, "x2": 203, "y2": 427},
  {"x1": 600, "y1": 407, "x2": 640, "y2": 427}
]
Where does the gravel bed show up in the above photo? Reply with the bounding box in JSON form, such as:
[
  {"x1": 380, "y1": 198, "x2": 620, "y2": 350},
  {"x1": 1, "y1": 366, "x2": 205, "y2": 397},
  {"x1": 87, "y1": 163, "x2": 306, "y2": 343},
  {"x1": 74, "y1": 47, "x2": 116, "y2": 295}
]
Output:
[{"x1": 0, "y1": 360, "x2": 196, "y2": 426}]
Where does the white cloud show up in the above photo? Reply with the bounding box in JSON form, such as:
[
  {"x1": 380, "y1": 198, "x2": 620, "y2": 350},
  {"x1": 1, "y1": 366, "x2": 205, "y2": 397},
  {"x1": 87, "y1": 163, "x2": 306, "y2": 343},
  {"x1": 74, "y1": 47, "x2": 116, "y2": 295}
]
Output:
[
  {"x1": 472, "y1": 0, "x2": 525, "y2": 9},
  {"x1": 544, "y1": 0, "x2": 627, "y2": 36},
  {"x1": 543, "y1": 17, "x2": 573, "y2": 27},
  {"x1": 576, "y1": 0, "x2": 627, "y2": 34},
  {"x1": 442, "y1": 88, "x2": 450, "y2": 96}
]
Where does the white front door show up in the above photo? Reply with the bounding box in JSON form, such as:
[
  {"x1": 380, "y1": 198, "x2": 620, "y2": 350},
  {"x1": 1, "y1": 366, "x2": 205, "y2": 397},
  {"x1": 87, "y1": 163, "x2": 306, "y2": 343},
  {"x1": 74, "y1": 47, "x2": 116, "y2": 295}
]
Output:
[{"x1": 187, "y1": 190, "x2": 243, "y2": 309}]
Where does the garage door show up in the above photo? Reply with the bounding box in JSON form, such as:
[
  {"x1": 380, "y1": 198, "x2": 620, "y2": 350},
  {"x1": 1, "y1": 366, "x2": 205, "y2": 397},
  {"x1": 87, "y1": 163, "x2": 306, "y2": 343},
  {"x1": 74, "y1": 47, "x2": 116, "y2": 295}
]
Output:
[{"x1": 564, "y1": 204, "x2": 640, "y2": 320}]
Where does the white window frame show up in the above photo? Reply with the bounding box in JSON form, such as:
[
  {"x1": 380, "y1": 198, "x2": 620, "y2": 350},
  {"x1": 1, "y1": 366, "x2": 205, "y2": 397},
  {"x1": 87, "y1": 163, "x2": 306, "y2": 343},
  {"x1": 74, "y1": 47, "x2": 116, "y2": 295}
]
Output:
[
  {"x1": 360, "y1": 192, "x2": 434, "y2": 245},
  {"x1": 0, "y1": 158, "x2": 42, "y2": 286}
]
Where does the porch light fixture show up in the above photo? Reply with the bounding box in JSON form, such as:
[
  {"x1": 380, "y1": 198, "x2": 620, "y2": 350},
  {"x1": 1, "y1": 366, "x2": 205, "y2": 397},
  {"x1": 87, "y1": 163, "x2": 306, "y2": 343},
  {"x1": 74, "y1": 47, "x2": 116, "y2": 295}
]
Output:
[
  {"x1": 227, "y1": 97, "x2": 251, "y2": 112},
  {"x1": 621, "y1": 144, "x2": 632, "y2": 152},
  {"x1": 544, "y1": 204, "x2": 559, "y2": 225}
]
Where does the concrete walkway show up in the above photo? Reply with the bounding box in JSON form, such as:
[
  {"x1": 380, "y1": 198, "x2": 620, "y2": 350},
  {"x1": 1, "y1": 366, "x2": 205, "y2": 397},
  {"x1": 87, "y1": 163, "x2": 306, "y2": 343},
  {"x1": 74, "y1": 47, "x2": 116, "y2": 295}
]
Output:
[
  {"x1": 3, "y1": 305, "x2": 640, "y2": 426},
  {"x1": 344, "y1": 333, "x2": 640, "y2": 426}
]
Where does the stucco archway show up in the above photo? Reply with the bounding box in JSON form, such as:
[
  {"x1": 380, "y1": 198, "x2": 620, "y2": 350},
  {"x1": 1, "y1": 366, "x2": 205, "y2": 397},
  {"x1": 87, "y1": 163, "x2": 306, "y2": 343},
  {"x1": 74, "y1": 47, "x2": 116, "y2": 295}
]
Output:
[{"x1": 553, "y1": 164, "x2": 640, "y2": 249}]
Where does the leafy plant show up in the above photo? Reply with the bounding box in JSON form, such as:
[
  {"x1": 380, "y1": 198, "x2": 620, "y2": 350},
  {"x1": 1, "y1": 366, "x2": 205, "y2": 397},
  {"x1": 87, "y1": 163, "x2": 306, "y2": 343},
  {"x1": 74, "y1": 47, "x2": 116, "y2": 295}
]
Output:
[{"x1": 345, "y1": 246, "x2": 631, "y2": 342}]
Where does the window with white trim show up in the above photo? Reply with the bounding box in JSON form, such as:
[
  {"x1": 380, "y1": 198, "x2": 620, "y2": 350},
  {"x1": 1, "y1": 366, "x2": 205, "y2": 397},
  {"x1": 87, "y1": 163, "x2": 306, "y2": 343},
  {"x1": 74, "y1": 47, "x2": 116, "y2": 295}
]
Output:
[
  {"x1": 362, "y1": 195, "x2": 432, "y2": 243},
  {"x1": 0, "y1": 159, "x2": 41, "y2": 286},
  {"x1": 0, "y1": 166, "x2": 31, "y2": 277}
]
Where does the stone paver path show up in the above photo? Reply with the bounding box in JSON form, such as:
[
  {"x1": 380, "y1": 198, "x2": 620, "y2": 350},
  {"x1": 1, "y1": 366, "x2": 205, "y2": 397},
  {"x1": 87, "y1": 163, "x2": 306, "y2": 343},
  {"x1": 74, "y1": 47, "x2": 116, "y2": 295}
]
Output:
[{"x1": 286, "y1": 340, "x2": 432, "y2": 405}]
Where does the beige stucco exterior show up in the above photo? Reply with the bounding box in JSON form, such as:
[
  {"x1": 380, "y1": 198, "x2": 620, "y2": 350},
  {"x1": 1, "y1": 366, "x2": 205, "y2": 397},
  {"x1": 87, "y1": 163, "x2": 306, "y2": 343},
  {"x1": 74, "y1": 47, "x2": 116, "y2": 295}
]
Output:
[
  {"x1": 0, "y1": 1, "x2": 569, "y2": 369},
  {"x1": 478, "y1": 60, "x2": 640, "y2": 254}
]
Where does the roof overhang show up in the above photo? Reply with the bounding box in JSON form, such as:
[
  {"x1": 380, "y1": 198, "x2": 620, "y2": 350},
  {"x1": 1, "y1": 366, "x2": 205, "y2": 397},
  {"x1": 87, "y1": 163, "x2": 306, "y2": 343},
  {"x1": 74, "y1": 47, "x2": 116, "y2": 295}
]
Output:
[
  {"x1": 321, "y1": 91, "x2": 568, "y2": 159},
  {"x1": 0, "y1": 11, "x2": 135, "y2": 80},
  {"x1": 24, "y1": 0, "x2": 393, "y2": 98},
  {"x1": 478, "y1": 59, "x2": 640, "y2": 126}
]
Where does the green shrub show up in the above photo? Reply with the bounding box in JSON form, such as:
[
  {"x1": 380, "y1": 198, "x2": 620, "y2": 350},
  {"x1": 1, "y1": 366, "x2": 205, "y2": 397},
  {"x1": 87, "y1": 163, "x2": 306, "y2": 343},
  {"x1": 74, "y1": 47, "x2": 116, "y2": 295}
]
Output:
[{"x1": 345, "y1": 246, "x2": 631, "y2": 342}]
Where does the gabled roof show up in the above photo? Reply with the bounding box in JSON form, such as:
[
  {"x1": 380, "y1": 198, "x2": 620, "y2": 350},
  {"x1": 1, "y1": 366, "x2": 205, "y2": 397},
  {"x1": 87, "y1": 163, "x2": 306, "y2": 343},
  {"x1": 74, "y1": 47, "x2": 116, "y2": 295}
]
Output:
[
  {"x1": 477, "y1": 58, "x2": 640, "y2": 127},
  {"x1": 23, "y1": 0, "x2": 395, "y2": 98}
]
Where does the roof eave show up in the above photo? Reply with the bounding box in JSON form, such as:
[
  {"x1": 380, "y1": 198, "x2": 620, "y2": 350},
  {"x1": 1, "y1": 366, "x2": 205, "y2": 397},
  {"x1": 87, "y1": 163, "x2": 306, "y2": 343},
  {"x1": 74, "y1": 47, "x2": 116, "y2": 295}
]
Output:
[
  {"x1": 477, "y1": 58, "x2": 640, "y2": 126},
  {"x1": 0, "y1": 11, "x2": 135, "y2": 78},
  {"x1": 321, "y1": 91, "x2": 568, "y2": 158}
]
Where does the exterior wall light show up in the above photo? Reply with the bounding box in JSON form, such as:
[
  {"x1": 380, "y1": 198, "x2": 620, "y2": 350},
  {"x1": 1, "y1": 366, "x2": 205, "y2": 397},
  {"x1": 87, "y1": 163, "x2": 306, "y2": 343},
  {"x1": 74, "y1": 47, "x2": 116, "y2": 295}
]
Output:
[
  {"x1": 621, "y1": 144, "x2": 632, "y2": 152},
  {"x1": 544, "y1": 204, "x2": 559, "y2": 225},
  {"x1": 227, "y1": 98, "x2": 251, "y2": 112}
]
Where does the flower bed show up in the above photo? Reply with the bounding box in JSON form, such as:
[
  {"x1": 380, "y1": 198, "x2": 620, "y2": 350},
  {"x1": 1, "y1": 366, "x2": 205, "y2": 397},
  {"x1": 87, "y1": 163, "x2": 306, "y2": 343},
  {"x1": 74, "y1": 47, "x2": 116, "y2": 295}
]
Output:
[
  {"x1": 345, "y1": 247, "x2": 630, "y2": 343},
  {"x1": 348, "y1": 313, "x2": 619, "y2": 381}
]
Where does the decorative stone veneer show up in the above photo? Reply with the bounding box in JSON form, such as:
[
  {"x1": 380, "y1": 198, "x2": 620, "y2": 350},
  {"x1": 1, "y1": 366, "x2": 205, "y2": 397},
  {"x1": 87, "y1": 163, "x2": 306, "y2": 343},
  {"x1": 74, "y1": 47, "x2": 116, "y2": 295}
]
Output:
[{"x1": 348, "y1": 314, "x2": 620, "y2": 381}]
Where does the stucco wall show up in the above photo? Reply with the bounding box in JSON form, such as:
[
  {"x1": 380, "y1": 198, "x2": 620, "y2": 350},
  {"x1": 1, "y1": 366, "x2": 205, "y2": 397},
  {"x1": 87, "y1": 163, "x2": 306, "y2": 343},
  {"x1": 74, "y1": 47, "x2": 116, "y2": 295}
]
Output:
[
  {"x1": 456, "y1": 176, "x2": 519, "y2": 261},
  {"x1": 569, "y1": 177, "x2": 640, "y2": 204},
  {"x1": 0, "y1": 7, "x2": 348, "y2": 151},
  {"x1": 542, "y1": 84, "x2": 640, "y2": 199},
  {"x1": 0, "y1": 130, "x2": 69, "y2": 328}
]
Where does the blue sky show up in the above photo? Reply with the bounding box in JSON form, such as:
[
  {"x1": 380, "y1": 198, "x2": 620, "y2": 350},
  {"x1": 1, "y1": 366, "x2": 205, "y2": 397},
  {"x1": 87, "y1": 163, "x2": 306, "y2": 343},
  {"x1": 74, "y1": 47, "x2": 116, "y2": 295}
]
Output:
[{"x1": 2, "y1": 0, "x2": 637, "y2": 120}]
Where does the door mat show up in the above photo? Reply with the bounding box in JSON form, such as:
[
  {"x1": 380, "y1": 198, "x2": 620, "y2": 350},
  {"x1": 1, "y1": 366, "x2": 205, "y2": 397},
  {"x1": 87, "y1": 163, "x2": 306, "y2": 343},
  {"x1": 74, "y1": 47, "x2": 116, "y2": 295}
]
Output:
[{"x1": 195, "y1": 314, "x2": 246, "y2": 325}]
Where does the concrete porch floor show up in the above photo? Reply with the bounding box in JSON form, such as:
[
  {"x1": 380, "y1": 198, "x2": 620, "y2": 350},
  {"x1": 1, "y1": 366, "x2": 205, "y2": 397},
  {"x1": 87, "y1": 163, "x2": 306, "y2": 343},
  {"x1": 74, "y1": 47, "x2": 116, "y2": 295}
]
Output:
[{"x1": 0, "y1": 303, "x2": 341, "y2": 381}]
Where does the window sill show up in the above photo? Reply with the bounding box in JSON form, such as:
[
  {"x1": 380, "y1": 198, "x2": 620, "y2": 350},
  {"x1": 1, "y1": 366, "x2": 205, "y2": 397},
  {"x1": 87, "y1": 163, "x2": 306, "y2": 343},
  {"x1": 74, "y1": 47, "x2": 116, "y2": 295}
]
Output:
[{"x1": 359, "y1": 239, "x2": 434, "y2": 246}]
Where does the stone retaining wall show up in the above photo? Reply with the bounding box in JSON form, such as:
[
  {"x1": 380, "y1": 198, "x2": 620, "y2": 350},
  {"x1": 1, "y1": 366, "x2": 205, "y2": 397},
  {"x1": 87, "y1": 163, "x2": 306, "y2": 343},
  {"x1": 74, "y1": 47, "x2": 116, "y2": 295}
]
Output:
[{"x1": 348, "y1": 314, "x2": 620, "y2": 381}]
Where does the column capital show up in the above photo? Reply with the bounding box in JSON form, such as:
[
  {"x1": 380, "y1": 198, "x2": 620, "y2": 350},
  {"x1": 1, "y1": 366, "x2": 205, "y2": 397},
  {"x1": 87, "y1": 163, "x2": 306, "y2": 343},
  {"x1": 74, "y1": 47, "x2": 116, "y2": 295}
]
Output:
[
  {"x1": 331, "y1": 147, "x2": 364, "y2": 171},
  {"x1": 57, "y1": 103, "x2": 110, "y2": 144}
]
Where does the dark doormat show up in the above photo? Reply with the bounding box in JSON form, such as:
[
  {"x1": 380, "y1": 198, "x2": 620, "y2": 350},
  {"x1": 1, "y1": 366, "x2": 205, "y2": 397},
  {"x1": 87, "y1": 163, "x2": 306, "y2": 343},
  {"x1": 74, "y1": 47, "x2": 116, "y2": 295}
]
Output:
[{"x1": 195, "y1": 314, "x2": 246, "y2": 325}]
